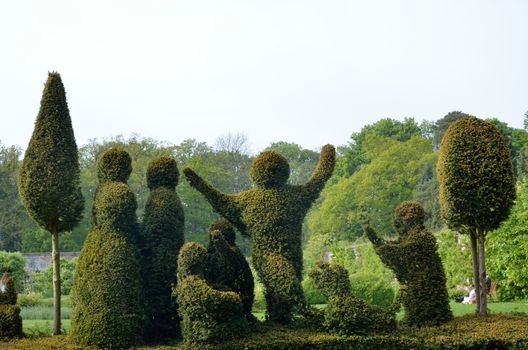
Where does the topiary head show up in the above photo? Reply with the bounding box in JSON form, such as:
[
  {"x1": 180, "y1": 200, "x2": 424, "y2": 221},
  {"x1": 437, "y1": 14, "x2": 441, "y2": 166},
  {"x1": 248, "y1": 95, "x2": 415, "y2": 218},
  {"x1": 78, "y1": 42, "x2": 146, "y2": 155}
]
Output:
[
  {"x1": 308, "y1": 261, "x2": 351, "y2": 298},
  {"x1": 147, "y1": 156, "x2": 179, "y2": 190},
  {"x1": 208, "y1": 220, "x2": 236, "y2": 245},
  {"x1": 94, "y1": 182, "x2": 137, "y2": 232},
  {"x1": 250, "y1": 151, "x2": 290, "y2": 188},
  {"x1": 392, "y1": 201, "x2": 425, "y2": 236},
  {"x1": 178, "y1": 242, "x2": 207, "y2": 279},
  {"x1": 97, "y1": 147, "x2": 132, "y2": 183}
]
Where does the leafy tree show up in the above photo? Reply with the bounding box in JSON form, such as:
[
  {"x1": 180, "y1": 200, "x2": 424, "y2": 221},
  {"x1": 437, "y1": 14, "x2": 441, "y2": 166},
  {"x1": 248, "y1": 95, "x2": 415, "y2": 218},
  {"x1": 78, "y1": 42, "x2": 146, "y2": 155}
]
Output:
[
  {"x1": 0, "y1": 252, "x2": 25, "y2": 292},
  {"x1": 432, "y1": 111, "x2": 470, "y2": 150},
  {"x1": 437, "y1": 116, "x2": 515, "y2": 316},
  {"x1": 435, "y1": 229, "x2": 472, "y2": 292},
  {"x1": 265, "y1": 142, "x2": 319, "y2": 185},
  {"x1": 487, "y1": 180, "x2": 528, "y2": 301},
  {"x1": 18, "y1": 73, "x2": 84, "y2": 335}
]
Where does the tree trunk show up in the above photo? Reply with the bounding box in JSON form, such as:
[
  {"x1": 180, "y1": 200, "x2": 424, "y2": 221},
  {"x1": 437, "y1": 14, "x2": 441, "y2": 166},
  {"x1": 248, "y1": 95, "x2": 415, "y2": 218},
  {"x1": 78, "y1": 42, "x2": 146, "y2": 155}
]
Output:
[
  {"x1": 51, "y1": 227, "x2": 61, "y2": 335},
  {"x1": 469, "y1": 229, "x2": 480, "y2": 315},
  {"x1": 477, "y1": 229, "x2": 488, "y2": 316}
]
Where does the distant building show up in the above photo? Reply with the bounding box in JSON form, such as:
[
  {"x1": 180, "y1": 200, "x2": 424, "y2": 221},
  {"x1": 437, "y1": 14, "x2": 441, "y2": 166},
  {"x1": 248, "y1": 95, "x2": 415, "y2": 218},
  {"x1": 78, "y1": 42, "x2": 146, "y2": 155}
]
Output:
[{"x1": 22, "y1": 252, "x2": 79, "y2": 273}]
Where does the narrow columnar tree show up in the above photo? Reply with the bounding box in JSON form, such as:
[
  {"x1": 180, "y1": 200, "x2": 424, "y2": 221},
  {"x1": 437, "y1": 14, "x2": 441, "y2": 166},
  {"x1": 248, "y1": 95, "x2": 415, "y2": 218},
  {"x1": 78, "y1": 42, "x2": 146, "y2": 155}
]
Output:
[
  {"x1": 437, "y1": 116, "x2": 515, "y2": 316},
  {"x1": 184, "y1": 145, "x2": 335, "y2": 323},
  {"x1": 18, "y1": 72, "x2": 84, "y2": 335},
  {"x1": 71, "y1": 148, "x2": 143, "y2": 349},
  {"x1": 141, "y1": 156, "x2": 185, "y2": 339}
]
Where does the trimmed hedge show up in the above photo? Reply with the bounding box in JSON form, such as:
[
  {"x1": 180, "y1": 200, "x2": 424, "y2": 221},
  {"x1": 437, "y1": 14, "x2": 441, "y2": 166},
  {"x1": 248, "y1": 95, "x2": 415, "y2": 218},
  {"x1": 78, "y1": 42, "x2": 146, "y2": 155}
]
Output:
[
  {"x1": 205, "y1": 220, "x2": 254, "y2": 320},
  {"x1": 0, "y1": 274, "x2": 22, "y2": 340},
  {"x1": 141, "y1": 156, "x2": 185, "y2": 339},
  {"x1": 366, "y1": 201, "x2": 452, "y2": 326},
  {"x1": 175, "y1": 242, "x2": 248, "y2": 344},
  {"x1": 183, "y1": 144, "x2": 335, "y2": 323}
]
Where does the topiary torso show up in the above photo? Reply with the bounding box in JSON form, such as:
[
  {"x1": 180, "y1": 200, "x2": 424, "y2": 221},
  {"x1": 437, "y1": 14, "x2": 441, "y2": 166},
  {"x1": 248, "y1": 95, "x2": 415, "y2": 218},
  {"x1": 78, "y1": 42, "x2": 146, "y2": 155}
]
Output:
[
  {"x1": 366, "y1": 201, "x2": 452, "y2": 326},
  {"x1": 141, "y1": 156, "x2": 185, "y2": 339},
  {"x1": 184, "y1": 145, "x2": 335, "y2": 323},
  {"x1": 71, "y1": 148, "x2": 143, "y2": 349}
]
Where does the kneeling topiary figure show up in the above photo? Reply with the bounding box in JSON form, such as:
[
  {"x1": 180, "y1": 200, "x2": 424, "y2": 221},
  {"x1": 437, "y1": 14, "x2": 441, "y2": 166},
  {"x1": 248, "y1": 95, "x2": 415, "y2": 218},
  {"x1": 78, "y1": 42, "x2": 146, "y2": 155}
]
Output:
[
  {"x1": 205, "y1": 220, "x2": 255, "y2": 321},
  {"x1": 71, "y1": 148, "x2": 143, "y2": 349},
  {"x1": 365, "y1": 201, "x2": 452, "y2": 326},
  {"x1": 308, "y1": 262, "x2": 395, "y2": 336},
  {"x1": 175, "y1": 242, "x2": 247, "y2": 344},
  {"x1": 184, "y1": 145, "x2": 335, "y2": 323},
  {"x1": 0, "y1": 273, "x2": 22, "y2": 340}
]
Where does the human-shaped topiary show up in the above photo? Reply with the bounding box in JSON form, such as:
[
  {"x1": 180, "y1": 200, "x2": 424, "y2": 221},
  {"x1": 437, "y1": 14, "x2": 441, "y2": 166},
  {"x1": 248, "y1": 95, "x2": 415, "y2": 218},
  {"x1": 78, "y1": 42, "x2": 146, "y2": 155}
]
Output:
[
  {"x1": 0, "y1": 273, "x2": 22, "y2": 339},
  {"x1": 141, "y1": 156, "x2": 185, "y2": 339},
  {"x1": 184, "y1": 145, "x2": 335, "y2": 323},
  {"x1": 365, "y1": 201, "x2": 452, "y2": 326},
  {"x1": 175, "y1": 242, "x2": 247, "y2": 344},
  {"x1": 205, "y1": 220, "x2": 255, "y2": 321},
  {"x1": 308, "y1": 261, "x2": 396, "y2": 336},
  {"x1": 71, "y1": 148, "x2": 143, "y2": 349}
]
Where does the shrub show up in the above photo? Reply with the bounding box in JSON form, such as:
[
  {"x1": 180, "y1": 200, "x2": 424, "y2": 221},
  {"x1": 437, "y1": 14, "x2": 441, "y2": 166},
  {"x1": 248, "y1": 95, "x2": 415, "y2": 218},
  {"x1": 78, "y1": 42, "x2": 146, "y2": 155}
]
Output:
[
  {"x1": 30, "y1": 258, "x2": 76, "y2": 297},
  {"x1": 0, "y1": 305, "x2": 22, "y2": 340},
  {"x1": 301, "y1": 278, "x2": 326, "y2": 305},
  {"x1": 141, "y1": 156, "x2": 185, "y2": 339},
  {"x1": 205, "y1": 220, "x2": 254, "y2": 320},
  {"x1": 175, "y1": 242, "x2": 247, "y2": 344},
  {"x1": 183, "y1": 145, "x2": 335, "y2": 323},
  {"x1": 71, "y1": 150, "x2": 143, "y2": 350},
  {"x1": 308, "y1": 261, "x2": 396, "y2": 336},
  {"x1": 17, "y1": 293, "x2": 43, "y2": 308},
  {"x1": 0, "y1": 252, "x2": 25, "y2": 292},
  {"x1": 366, "y1": 201, "x2": 452, "y2": 326},
  {"x1": 349, "y1": 272, "x2": 395, "y2": 309}
]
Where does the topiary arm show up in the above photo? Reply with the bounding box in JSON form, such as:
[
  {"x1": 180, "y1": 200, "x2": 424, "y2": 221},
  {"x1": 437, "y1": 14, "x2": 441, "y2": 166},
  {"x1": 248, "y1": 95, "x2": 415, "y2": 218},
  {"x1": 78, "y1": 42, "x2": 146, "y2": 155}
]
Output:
[
  {"x1": 364, "y1": 226, "x2": 384, "y2": 246},
  {"x1": 302, "y1": 144, "x2": 336, "y2": 203},
  {"x1": 183, "y1": 168, "x2": 244, "y2": 230}
]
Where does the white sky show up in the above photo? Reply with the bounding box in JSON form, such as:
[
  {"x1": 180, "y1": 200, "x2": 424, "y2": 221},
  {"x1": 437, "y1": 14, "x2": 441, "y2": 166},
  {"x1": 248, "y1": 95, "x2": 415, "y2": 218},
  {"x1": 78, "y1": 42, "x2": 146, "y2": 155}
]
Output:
[{"x1": 1, "y1": 0, "x2": 527, "y2": 153}]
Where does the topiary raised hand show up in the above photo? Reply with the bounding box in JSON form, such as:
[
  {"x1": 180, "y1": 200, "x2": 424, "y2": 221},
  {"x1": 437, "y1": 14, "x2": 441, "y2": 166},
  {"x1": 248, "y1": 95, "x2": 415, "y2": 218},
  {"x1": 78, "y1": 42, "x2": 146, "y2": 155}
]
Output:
[
  {"x1": 183, "y1": 144, "x2": 335, "y2": 323},
  {"x1": 365, "y1": 201, "x2": 452, "y2": 326},
  {"x1": 308, "y1": 261, "x2": 396, "y2": 336},
  {"x1": 175, "y1": 242, "x2": 247, "y2": 344}
]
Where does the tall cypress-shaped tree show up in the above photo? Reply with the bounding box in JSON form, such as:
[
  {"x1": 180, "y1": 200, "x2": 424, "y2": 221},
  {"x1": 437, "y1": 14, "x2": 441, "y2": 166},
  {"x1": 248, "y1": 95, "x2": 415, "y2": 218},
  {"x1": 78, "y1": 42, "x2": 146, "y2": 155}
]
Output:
[
  {"x1": 18, "y1": 72, "x2": 83, "y2": 335},
  {"x1": 437, "y1": 116, "x2": 515, "y2": 316}
]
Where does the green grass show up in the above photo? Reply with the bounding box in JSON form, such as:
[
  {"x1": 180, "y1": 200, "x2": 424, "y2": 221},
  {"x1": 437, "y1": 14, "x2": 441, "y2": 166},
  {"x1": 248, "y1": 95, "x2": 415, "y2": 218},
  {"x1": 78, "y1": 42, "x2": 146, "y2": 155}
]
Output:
[{"x1": 23, "y1": 320, "x2": 71, "y2": 336}]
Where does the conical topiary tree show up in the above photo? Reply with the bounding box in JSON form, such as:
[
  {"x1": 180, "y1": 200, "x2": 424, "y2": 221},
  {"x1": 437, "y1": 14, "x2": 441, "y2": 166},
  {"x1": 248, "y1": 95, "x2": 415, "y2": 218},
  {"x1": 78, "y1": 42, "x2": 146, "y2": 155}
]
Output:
[
  {"x1": 18, "y1": 72, "x2": 84, "y2": 335},
  {"x1": 71, "y1": 148, "x2": 143, "y2": 349},
  {"x1": 141, "y1": 156, "x2": 185, "y2": 339},
  {"x1": 437, "y1": 116, "x2": 515, "y2": 316}
]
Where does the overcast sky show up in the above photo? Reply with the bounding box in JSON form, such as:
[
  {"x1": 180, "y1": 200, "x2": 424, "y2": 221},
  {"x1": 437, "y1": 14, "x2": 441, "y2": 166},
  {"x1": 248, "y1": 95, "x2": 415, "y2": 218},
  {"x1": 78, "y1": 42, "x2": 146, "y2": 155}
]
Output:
[{"x1": 1, "y1": 1, "x2": 527, "y2": 153}]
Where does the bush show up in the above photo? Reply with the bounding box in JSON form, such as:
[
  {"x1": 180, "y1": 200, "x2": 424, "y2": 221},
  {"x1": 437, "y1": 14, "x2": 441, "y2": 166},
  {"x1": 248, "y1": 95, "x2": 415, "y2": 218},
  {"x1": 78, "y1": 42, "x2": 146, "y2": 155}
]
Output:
[
  {"x1": 0, "y1": 252, "x2": 25, "y2": 292},
  {"x1": 17, "y1": 293, "x2": 43, "y2": 307},
  {"x1": 0, "y1": 305, "x2": 22, "y2": 340},
  {"x1": 349, "y1": 272, "x2": 395, "y2": 309},
  {"x1": 301, "y1": 278, "x2": 326, "y2": 305},
  {"x1": 30, "y1": 258, "x2": 76, "y2": 297}
]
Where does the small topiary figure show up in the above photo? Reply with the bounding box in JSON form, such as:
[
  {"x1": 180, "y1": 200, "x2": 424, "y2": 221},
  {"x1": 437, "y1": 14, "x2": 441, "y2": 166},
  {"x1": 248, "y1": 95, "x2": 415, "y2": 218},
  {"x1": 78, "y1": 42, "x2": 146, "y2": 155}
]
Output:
[
  {"x1": 308, "y1": 262, "x2": 395, "y2": 336},
  {"x1": 365, "y1": 201, "x2": 452, "y2": 326},
  {"x1": 0, "y1": 273, "x2": 22, "y2": 340},
  {"x1": 141, "y1": 156, "x2": 185, "y2": 339},
  {"x1": 71, "y1": 148, "x2": 143, "y2": 350},
  {"x1": 184, "y1": 145, "x2": 335, "y2": 323},
  {"x1": 175, "y1": 242, "x2": 247, "y2": 344},
  {"x1": 205, "y1": 220, "x2": 255, "y2": 321}
]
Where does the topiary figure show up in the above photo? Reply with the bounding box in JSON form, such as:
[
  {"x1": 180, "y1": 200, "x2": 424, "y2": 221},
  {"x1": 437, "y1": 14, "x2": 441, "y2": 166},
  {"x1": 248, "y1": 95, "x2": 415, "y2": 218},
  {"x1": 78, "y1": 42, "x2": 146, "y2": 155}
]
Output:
[
  {"x1": 365, "y1": 201, "x2": 452, "y2": 326},
  {"x1": 71, "y1": 149, "x2": 143, "y2": 350},
  {"x1": 141, "y1": 156, "x2": 185, "y2": 339},
  {"x1": 308, "y1": 261, "x2": 395, "y2": 336},
  {"x1": 184, "y1": 145, "x2": 335, "y2": 323},
  {"x1": 205, "y1": 220, "x2": 255, "y2": 321},
  {"x1": 0, "y1": 273, "x2": 22, "y2": 340},
  {"x1": 175, "y1": 242, "x2": 247, "y2": 344}
]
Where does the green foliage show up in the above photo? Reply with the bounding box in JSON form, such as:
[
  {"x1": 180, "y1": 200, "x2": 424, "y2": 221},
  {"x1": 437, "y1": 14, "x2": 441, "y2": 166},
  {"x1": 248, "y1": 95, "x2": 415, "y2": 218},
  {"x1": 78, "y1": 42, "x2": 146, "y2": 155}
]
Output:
[
  {"x1": 435, "y1": 229, "x2": 472, "y2": 291},
  {"x1": 431, "y1": 111, "x2": 470, "y2": 150},
  {"x1": 96, "y1": 147, "x2": 132, "y2": 183},
  {"x1": 366, "y1": 201, "x2": 452, "y2": 326},
  {"x1": 30, "y1": 258, "x2": 76, "y2": 297},
  {"x1": 487, "y1": 180, "x2": 528, "y2": 301},
  {"x1": 349, "y1": 272, "x2": 395, "y2": 309},
  {"x1": 264, "y1": 142, "x2": 319, "y2": 185},
  {"x1": 205, "y1": 221, "x2": 254, "y2": 319},
  {"x1": 0, "y1": 305, "x2": 22, "y2": 340},
  {"x1": 175, "y1": 242, "x2": 247, "y2": 344},
  {"x1": 184, "y1": 145, "x2": 335, "y2": 323},
  {"x1": 71, "y1": 151, "x2": 142, "y2": 349},
  {"x1": 308, "y1": 136, "x2": 434, "y2": 241},
  {"x1": 141, "y1": 156, "x2": 185, "y2": 339},
  {"x1": 301, "y1": 278, "x2": 326, "y2": 305},
  {"x1": 0, "y1": 252, "x2": 25, "y2": 292},
  {"x1": 308, "y1": 261, "x2": 396, "y2": 336},
  {"x1": 0, "y1": 275, "x2": 17, "y2": 305},
  {"x1": 437, "y1": 116, "x2": 515, "y2": 233},
  {"x1": 18, "y1": 72, "x2": 84, "y2": 235}
]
